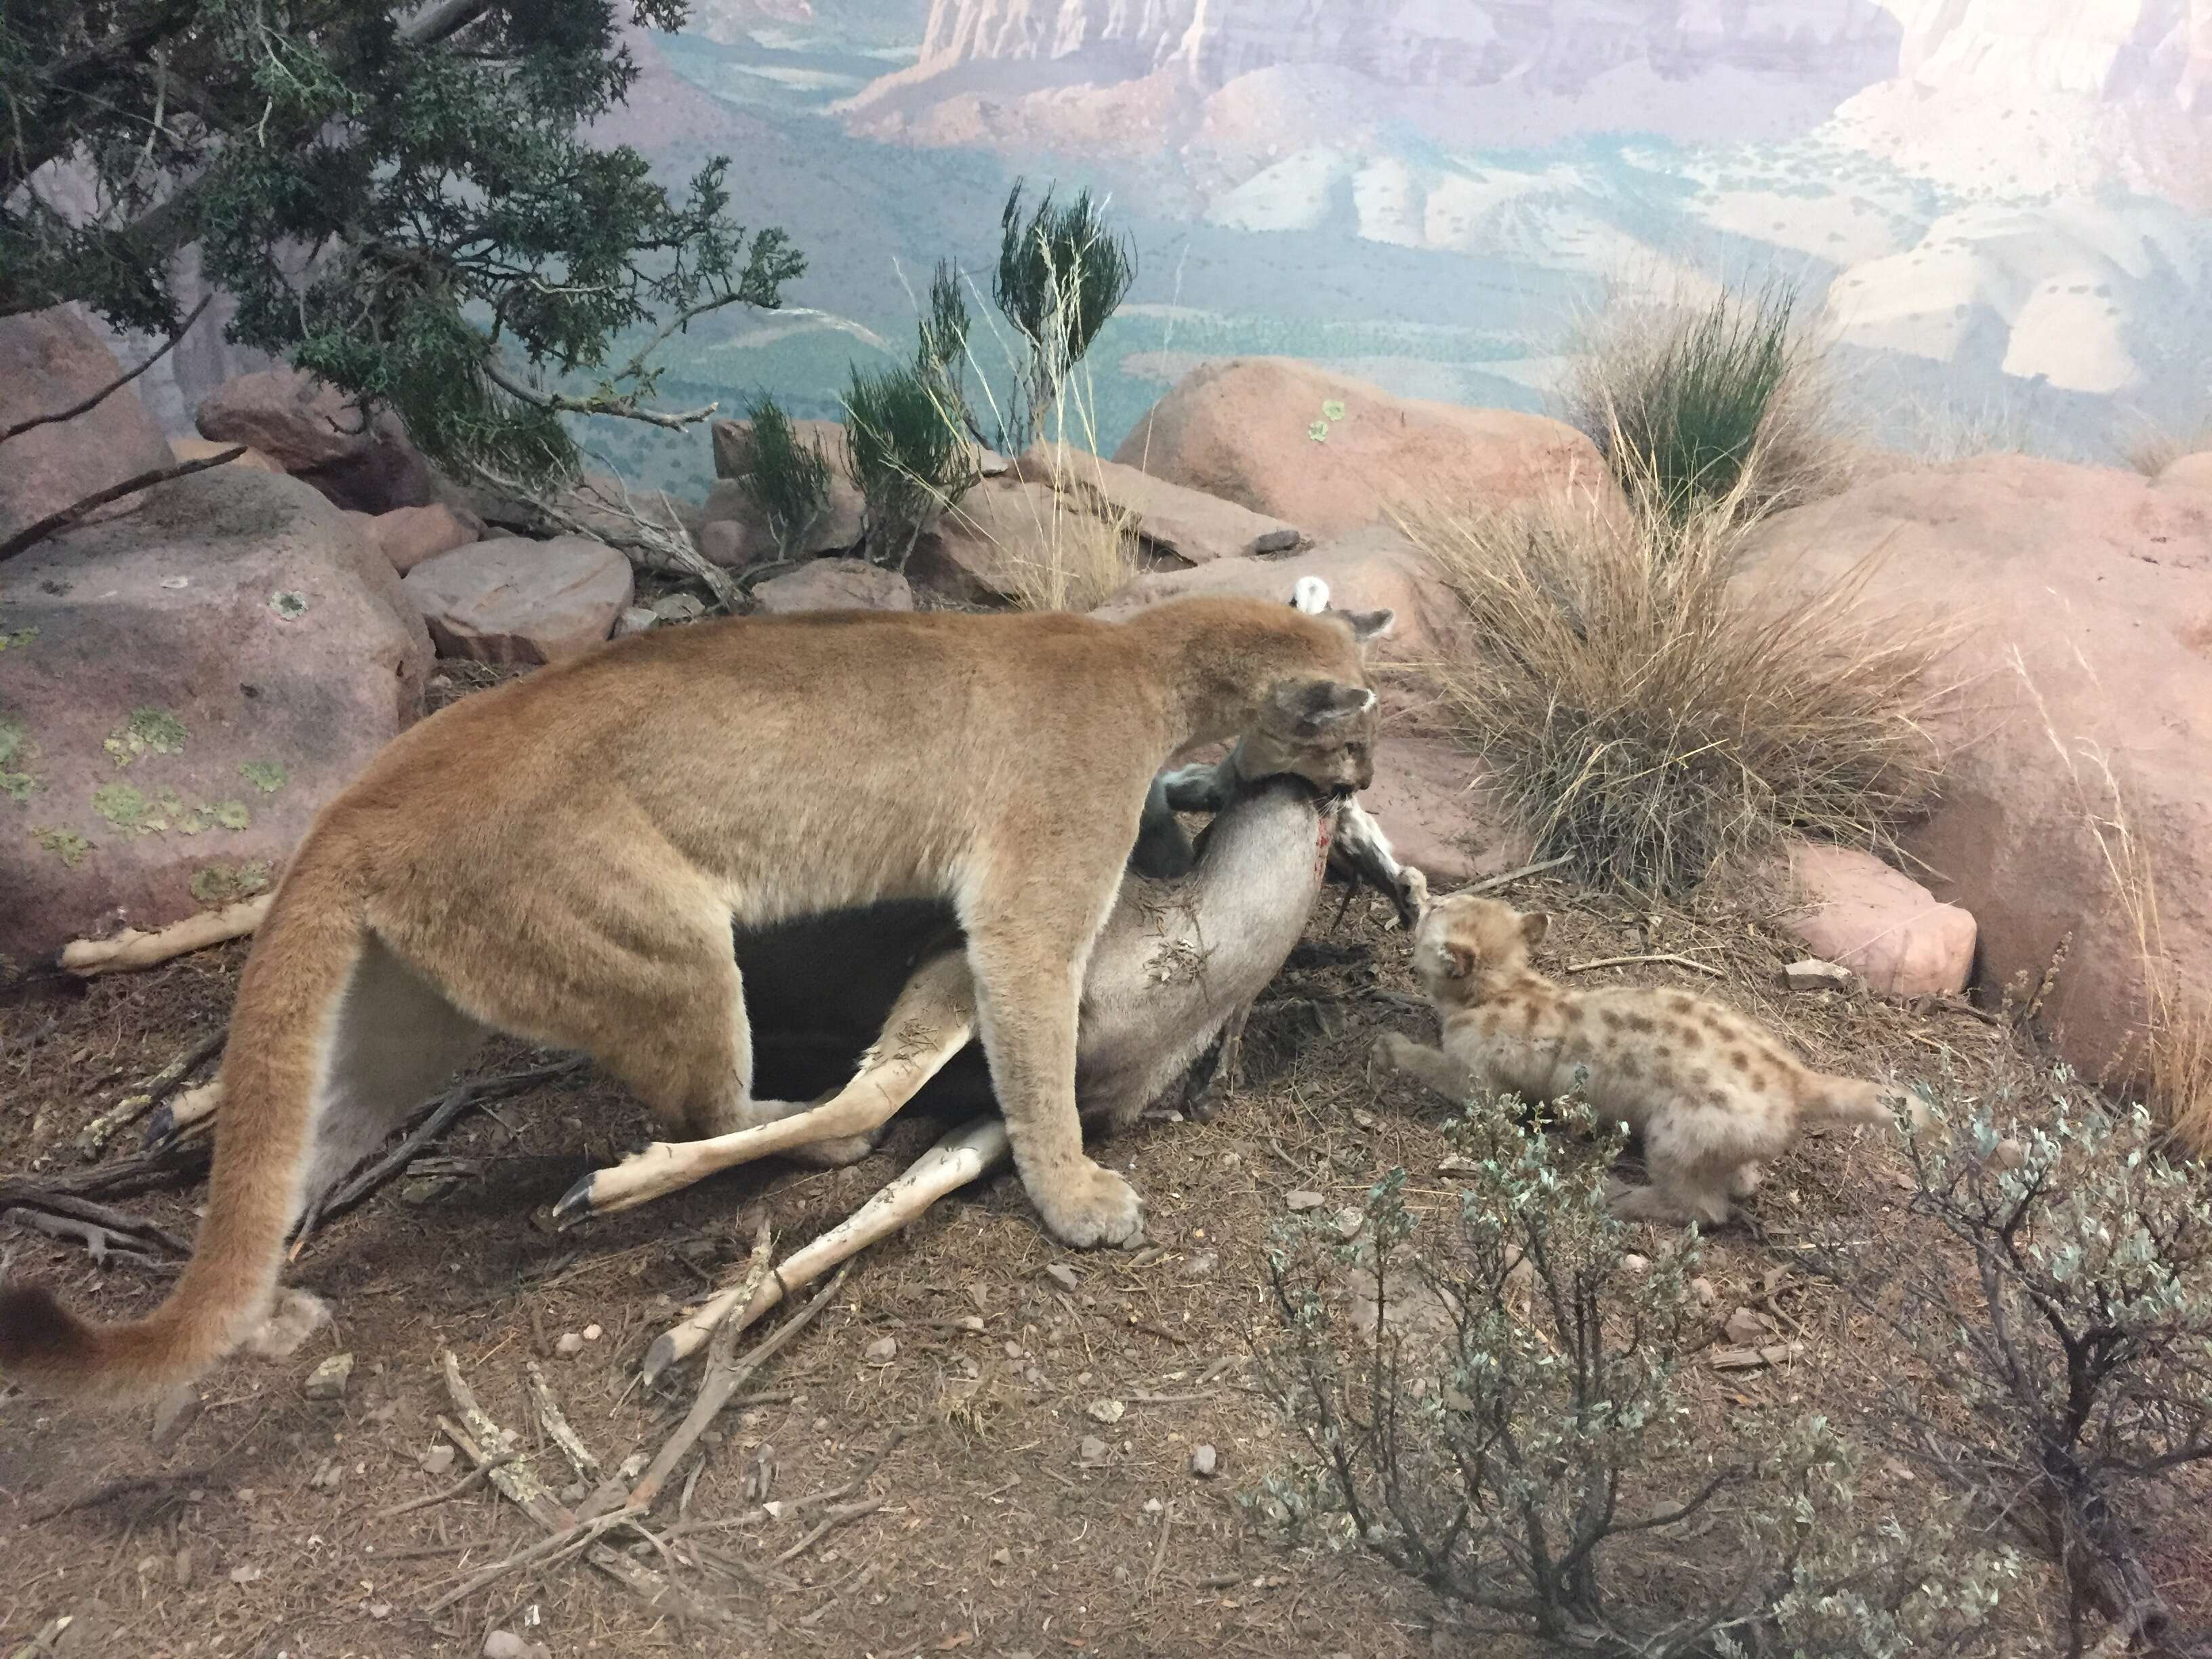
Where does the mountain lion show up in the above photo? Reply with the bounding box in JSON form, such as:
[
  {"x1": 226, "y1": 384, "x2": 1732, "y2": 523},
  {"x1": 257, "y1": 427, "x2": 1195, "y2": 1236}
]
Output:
[{"x1": 0, "y1": 594, "x2": 1389, "y2": 1405}]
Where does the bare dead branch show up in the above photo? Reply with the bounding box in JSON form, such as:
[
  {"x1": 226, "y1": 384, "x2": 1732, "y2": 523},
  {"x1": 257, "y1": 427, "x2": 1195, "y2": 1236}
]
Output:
[{"x1": 0, "y1": 447, "x2": 245, "y2": 564}]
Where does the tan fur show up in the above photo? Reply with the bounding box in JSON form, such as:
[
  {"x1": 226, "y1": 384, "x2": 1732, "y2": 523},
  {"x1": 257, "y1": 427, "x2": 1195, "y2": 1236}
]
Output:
[
  {"x1": 1371, "y1": 895, "x2": 1925, "y2": 1227},
  {"x1": 0, "y1": 597, "x2": 1385, "y2": 1406}
]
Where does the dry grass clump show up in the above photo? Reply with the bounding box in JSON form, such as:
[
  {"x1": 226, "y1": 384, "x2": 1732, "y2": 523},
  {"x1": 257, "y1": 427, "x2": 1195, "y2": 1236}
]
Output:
[
  {"x1": 995, "y1": 468, "x2": 1142, "y2": 613},
  {"x1": 2121, "y1": 419, "x2": 2212, "y2": 479},
  {"x1": 1565, "y1": 276, "x2": 1853, "y2": 525},
  {"x1": 1406, "y1": 457, "x2": 1952, "y2": 897}
]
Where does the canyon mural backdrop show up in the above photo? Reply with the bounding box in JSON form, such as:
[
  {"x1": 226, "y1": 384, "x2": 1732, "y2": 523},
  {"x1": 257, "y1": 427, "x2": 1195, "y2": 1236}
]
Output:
[{"x1": 119, "y1": 2, "x2": 2212, "y2": 493}]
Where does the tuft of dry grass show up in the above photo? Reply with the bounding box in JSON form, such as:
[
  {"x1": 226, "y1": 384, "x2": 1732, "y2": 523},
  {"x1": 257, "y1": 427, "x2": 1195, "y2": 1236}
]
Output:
[
  {"x1": 2017, "y1": 668, "x2": 2212, "y2": 1151},
  {"x1": 1563, "y1": 274, "x2": 1856, "y2": 525},
  {"x1": 1405, "y1": 451, "x2": 1954, "y2": 898},
  {"x1": 2121, "y1": 419, "x2": 2212, "y2": 480}
]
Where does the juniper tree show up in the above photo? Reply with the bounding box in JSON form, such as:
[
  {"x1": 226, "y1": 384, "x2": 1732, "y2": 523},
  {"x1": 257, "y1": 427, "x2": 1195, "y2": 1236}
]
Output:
[{"x1": 0, "y1": 1, "x2": 801, "y2": 493}]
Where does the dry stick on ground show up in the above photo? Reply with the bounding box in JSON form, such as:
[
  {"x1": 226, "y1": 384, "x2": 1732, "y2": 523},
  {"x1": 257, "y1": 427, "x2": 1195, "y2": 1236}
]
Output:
[
  {"x1": 769, "y1": 1498, "x2": 885, "y2": 1567},
  {"x1": 631, "y1": 1256, "x2": 850, "y2": 1515},
  {"x1": 1458, "y1": 853, "x2": 1574, "y2": 895},
  {"x1": 0, "y1": 447, "x2": 246, "y2": 563},
  {"x1": 1, "y1": 1191, "x2": 191, "y2": 1265},
  {"x1": 58, "y1": 895, "x2": 273, "y2": 977},
  {"x1": 73, "y1": 1027, "x2": 227, "y2": 1162},
  {"x1": 0, "y1": 1139, "x2": 210, "y2": 1212},
  {"x1": 527, "y1": 1360, "x2": 602, "y2": 1485},
  {"x1": 422, "y1": 1504, "x2": 646, "y2": 1616},
  {"x1": 644, "y1": 1117, "x2": 1011, "y2": 1385},
  {"x1": 371, "y1": 1455, "x2": 518, "y2": 1522},
  {"x1": 1565, "y1": 952, "x2": 1726, "y2": 979}
]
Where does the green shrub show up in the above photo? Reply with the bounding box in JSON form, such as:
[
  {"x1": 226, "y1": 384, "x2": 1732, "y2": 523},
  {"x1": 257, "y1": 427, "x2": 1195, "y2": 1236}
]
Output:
[
  {"x1": 842, "y1": 363, "x2": 979, "y2": 569},
  {"x1": 733, "y1": 393, "x2": 832, "y2": 560},
  {"x1": 986, "y1": 180, "x2": 1136, "y2": 456}
]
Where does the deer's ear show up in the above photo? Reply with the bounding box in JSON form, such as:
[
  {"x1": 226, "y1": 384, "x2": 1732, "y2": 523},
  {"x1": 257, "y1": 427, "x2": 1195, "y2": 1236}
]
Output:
[
  {"x1": 1338, "y1": 607, "x2": 1395, "y2": 645},
  {"x1": 1519, "y1": 910, "x2": 1551, "y2": 949},
  {"x1": 1290, "y1": 576, "x2": 1331, "y2": 614}
]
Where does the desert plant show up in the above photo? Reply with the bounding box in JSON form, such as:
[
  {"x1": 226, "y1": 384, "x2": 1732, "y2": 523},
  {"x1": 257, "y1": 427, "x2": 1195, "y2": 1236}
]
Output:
[
  {"x1": 842, "y1": 362, "x2": 981, "y2": 569},
  {"x1": 733, "y1": 393, "x2": 832, "y2": 561},
  {"x1": 1256, "y1": 1101, "x2": 2015, "y2": 1657},
  {"x1": 991, "y1": 472, "x2": 1141, "y2": 613},
  {"x1": 1, "y1": 1, "x2": 801, "y2": 503},
  {"x1": 1567, "y1": 279, "x2": 1847, "y2": 524},
  {"x1": 1406, "y1": 466, "x2": 1951, "y2": 897},
  {"x1": 1807, "y1": 1071, "x2": 2212, "y2": 1655},
  {"x1": 984, "y1": 180, "x2": 1136, "y2": 456}
]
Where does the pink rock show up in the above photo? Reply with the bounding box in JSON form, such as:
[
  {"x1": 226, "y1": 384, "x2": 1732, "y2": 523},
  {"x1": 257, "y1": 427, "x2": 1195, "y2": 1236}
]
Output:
[
  {"x1": 1780, "y1": 844, "x2": 1977, "y2": 998},
  {"x1": 750, "y1": 559, "x2": 916, "y2": 615},
  {"x1": 1113, "y1": 358, "x2": 1612, "y2": 539},
  {"x1": 1743, "y1": 453, "x2": 2212, "y2": 1077},
  {"x1": 1014, "y1": 443, "x2": 1301, "y2": 564},
  {"x1": 194, "y1": 367, "x2": 367, "y2": 471},
  {"x1": 365, "y1": 504, "x2": 480, "y2": 575},
  {"x1": 697, "y1": 518, "x2": 765, "y2": 571},
  {"x1": 2159, "y1": 452, "x2": 2212, "y2": 493},
  {"x1": 0, "y1": 468, "x2": 431, "y2": 964},
  {"x1": 0, "y1": 306, "x2": 176, "y2": 544},
  {"x1": 705, "y1": 418, "x2": 865, "y2": 559},
  {"x1": 401, "y1": 535, "x2": 634, "y2": 663}
]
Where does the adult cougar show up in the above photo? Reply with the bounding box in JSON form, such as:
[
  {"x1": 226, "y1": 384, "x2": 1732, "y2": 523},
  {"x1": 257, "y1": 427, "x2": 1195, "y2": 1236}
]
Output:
[{"x1": 0, "y1": 596, "x2": 1388, "y2": 1405}]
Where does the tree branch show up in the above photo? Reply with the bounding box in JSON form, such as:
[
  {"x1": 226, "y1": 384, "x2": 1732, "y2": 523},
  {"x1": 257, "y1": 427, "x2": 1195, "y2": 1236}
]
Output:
[
  {"x1": 480, "y1": 357, "x2": 717, "y2": 432},
  {"x1": 0, "y1": 295, "x2": 212, "y2": 447},
  {"x1": 0, "y1": 447, "x2": 243, "y2": 565}
]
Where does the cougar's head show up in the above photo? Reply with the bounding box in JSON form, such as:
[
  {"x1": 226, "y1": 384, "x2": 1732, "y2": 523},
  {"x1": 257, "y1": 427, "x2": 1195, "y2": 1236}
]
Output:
[{"x1": 1235, "y1": 577, "x2": 1393, "y2": 798}]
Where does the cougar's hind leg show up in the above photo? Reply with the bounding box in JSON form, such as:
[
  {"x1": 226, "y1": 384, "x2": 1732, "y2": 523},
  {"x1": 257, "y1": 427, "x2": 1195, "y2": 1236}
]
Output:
[{"x1": 300, "y1": 935, "x2": 489, "y2": 1214}]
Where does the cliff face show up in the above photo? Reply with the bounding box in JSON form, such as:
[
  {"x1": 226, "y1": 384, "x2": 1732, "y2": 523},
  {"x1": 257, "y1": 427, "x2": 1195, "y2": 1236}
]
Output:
[
  {"x1": 912, "y1": 0, "x2": 1902, "y2": 90},
  {"x1": 1881, "y1": 0, "x2": 2212, "y2": 104}
]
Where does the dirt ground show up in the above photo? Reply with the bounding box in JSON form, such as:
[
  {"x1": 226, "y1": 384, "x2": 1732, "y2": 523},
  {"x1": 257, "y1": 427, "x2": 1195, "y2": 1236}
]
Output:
[{"x1": 0, "y1": 747, "x2": 2201, "y2": 1656}]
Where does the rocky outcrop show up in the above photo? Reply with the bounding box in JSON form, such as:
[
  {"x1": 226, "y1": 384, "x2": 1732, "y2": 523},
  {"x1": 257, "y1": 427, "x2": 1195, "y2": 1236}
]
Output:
[
  {"x1": 195, "y1": 369, "x2": 436, "y2": 514},
  {"x1": 0, "y1": 306, "x2": 178, "y2": 546},
  {"x1": 1779, "y1": 842, "x2": 1977, "y2": 998},
  {"x1": 1015, "y1": 443, "x2": 1301, "y2": 564},
  {"x1": 0, "y1": 468, "x2": 431, "y2": 966},
  {"x1": 1113, "y1": 359, "x2": 1609, "y2": 539},
  {"x1": 751, "y1": 558, "x2": 916, "y2": 613},
  {"x1": 1741, "y1": 454, "x2": 2212, "y2": 1082},
  {"x1": 699, "y1": 417, "x2": 866, "y2": 565},
  {"x1": 401, "y1": 536, "x2": 634, "y2": 663}
]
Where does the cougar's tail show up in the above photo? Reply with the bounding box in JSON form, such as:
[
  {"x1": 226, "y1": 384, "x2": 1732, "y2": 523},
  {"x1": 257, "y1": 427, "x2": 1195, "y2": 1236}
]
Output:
[
  {"x1": 0, "y1": 847, "x2": 367, "y2": 1406},
  {"x1": 1801, "y1": 1073, "x2": 1931, "y2": 1134}
]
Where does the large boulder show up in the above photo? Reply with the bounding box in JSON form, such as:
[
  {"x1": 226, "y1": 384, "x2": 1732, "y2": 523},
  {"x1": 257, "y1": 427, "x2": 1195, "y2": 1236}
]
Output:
[
  {"x1": 1013, "y1": 443, "x2": 1302, "y2": 565},
  {"x1": 352, "y1": 504, "x2": 481, "y2": 575},
  {"x1": 0, "y1": 468, "x2": 432, "y2": 968},
  {"x1": 170, "y1": 436, "x2": 285, "y2": 474},
  {"x1": 0, "y1": 306, "x2": 178, "y2": 545},
  {"x1": 1112, "y1": 359, "x2": 1610, "y2": 538},
  {"x1": 1741, "y1": 455, "x2": 2212, "y2": 1080},
  {"x1": 195, "y1": 369, "x2": 434, "y2": 513},
  {"x1": 750, "y1": 558, "x2": 915, "y2": 615},
  {"x1": 401, "y1": 536, "x2": 634, "y2": 664},
  {"x1": 1359, "y1": 736, "x2": 1536, "y2": 888}
]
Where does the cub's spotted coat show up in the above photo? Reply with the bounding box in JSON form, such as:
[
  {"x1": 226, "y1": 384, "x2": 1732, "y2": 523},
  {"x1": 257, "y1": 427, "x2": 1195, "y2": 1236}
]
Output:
[{"x1": 1371, "y1": 895, "x2": 1926, "y2": 1226}]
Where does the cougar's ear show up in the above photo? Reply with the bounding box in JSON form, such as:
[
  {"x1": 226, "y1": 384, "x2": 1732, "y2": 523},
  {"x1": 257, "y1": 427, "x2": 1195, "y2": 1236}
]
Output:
[
  {"x1": 1290, "y1": 575, "x2": 1331, "y2": 615},
  {"x1": 1268, "y1": 677, "x2": 1376, "y2": 736},
  {"x1": 1519, "y1": 910, "x2": 1551, "y2": 949},
  {"x1": 1338, "y1": 607, "x2": 1395, "y2": 645}
]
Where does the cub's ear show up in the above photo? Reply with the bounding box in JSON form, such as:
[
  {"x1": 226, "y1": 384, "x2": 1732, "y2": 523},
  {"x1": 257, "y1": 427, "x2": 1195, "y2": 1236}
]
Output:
[
  {"x1": 1518, "y1": 910, "x2": 1551, "y2": 948},
  {"x1": 1442, "y1": 939, "x2": 1477, "y2": 979},
  {"x1": 1337, "y1": 607, "x2": 1395, "y2": 645},
  {"x1": 1269, "y1": 677, "x2": 1376, "y2": 735},
  {"x1": 1290, "y1": 576, "x2": 1332, "y2": 615}
]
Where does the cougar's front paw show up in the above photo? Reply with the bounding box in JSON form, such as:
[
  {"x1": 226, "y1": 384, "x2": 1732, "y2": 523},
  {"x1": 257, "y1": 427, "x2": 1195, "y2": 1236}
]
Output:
[
  {"x1": 243, "y1": 1288, "x2": 332, "y2": 1358},
  {"x1": 1039, "y1": 1161, "x2": 1147, "y2": 1250}
]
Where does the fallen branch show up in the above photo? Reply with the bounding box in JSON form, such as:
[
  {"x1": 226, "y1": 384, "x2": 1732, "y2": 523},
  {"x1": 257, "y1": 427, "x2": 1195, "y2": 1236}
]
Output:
[
  {"x1": 58, "y1": 895, "x2": 271, "y2": 977},
  {"x1": 1565, "y1": 952, "x2": 1725, "y2": 979},
  {"x1": 0, "y1": 1138, "x2": 209, "y2": 1210},
  {"x1": 0, "y1": 296, "x2": 216, "y2": 445},
  {"x1": 440, "y1": 1355, "x2": 574, "y2": 1532},
  {"x1": 3, "y1": 1191, "x2": 190, "y2": 1258},
  {"x1": 423, "y1": 1503, "x2": 644, "y2": 1615},
  {"x1": 642, "y1": 1116, "x2": 1010, "y2": 1386},
  {"x1": 371, "y1": 1454, "x2": 517, "y2": 1521},
  {"x1": 4, "y1": 1206, "x2": 175, "y2": 1266},
  {"x1": 632, "y1": 1246, "x2": 843, "y2": 1514},
  {"x1": 527, "y1": 1359, "x2": 602, "y2": 1484},
  {"x1": 74, "y1": 1028, "x2": 226, "y2": 1161},
  {"x1": 769, "y1": 1497, "x2": 884, "y2": 1566},
  {"x1": 0, "y1": 445, "x2": 249, "y2": 562},
  {"x1": 1457, "y1": 853, "x2": 1572, "y2": 896}
]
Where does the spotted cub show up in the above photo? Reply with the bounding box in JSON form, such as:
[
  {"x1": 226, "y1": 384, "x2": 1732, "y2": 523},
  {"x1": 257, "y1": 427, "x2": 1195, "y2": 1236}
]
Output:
[{"x1": 1370, "y1": 894, "x2": 1925, "y2": 1226}]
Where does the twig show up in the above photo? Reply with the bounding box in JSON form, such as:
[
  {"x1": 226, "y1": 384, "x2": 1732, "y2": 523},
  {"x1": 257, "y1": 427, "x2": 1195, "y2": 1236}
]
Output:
[
  {"x1": 1, "y1": 447, "x2": 247, "y2": 563},
  {"x1": 1458, "y1": 853, "x2": 1573, "y2": 895},
  {"x1": 73, "y1": 1028, "x2": 226, "y2": 1160},
  {"x1": 1565, "y1": 952, "x2": 1725, "y2": 979},
  {"x1": 0, "y1": 1139, "x2": 209, "y2": 1210},
  {"x1": 769, "y1": 1498, "x2": 884, "y2": 1566},
  {"x1": 1145, "y1": 1502, "x2": 1173, "y2": 1593},
  {"x1": 422, "y1": 1504, "x2": 643, "y2": 1614},
  {"x1": 631, "y1": 1249, "x2": 846, "y2": 1514},
  {"x1": 527, "y1": 1360, "x2": 602, "y2": 1484},
  {"x1": 371, "y1": 1454, "x2": 517, "y2": 1521},
  {"x1": 4, "y1": 1206, "x2": 172, "y2": 1265},
  {"x1": 440, "y1": 1356, "x2": 574, "y2": 1532},
  {"x1": 58, "y1": 896, "x2": 271, "y2": 976},
  {"x1": 0, "y1": 295, "x2": 213, "y2": 444}
]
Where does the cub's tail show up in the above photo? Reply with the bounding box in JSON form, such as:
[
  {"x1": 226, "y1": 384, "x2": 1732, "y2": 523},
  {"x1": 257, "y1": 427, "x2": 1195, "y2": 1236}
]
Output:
[
  {"x1": 1801, "y1": 1074, "x2": 1932, "y2": 1134},
  {"x1": 0, "y1": 849, "x2": 365, "y2": 1406}
]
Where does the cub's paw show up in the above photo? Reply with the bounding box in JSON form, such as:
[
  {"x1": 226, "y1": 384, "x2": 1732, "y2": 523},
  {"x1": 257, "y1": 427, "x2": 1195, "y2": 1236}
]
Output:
[
  {"x1": 783, "y1": 1132, "x2": 879, "y2": 1170},
  {"x1": 1366, "y1": 1033, "x2": 1407, "y2": 1092},
  {"x1": 1038, "y1": 1162, "x2": 1147, "y2": 1250},
  {"x1": 244, "y1": 1288, "x2": 332, "y2": 1359},
  {"x1": 1394, "y1": 867, "x2": 1429, "y2": 930}
]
